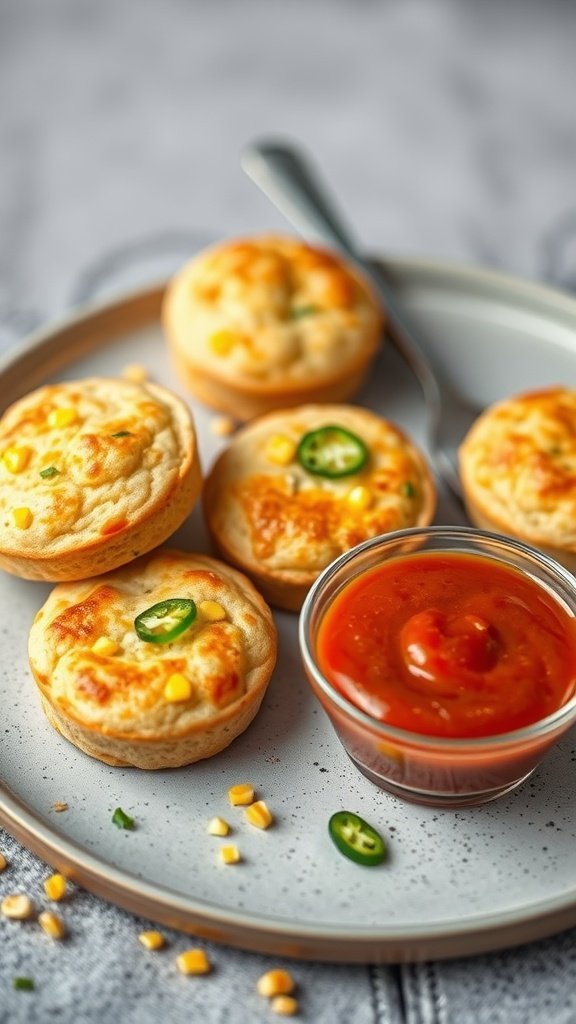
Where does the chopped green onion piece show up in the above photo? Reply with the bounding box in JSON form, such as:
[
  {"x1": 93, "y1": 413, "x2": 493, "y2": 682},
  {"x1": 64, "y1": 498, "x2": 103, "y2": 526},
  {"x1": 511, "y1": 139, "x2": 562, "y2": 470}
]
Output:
[
  {"x1": 112, "y1": 807, "x2": 135, "y2": 830},
  {"x1": 13, "y1": 978, "x2": 35, "y2": 991},
  {"x1": 290, "y1": 304, "x2": 319, "y2": 319},
  {"x1": 39, "y1": 466, "x2": 59, "y2": 479},
  {"x1": 134, "y1": 598, "x2": 196, "y2": 644},
  {"x1": 111, "y1": 431, "x2": 132, "y2": 438},
  {"x1": 403, "y1": 481, "x2": 416, "y2": 498}
]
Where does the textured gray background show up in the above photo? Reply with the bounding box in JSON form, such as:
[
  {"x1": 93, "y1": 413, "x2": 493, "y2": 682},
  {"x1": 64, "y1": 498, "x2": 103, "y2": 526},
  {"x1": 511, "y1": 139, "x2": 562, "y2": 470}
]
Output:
[{"x1": 2, "y1": 1, "x2": 576, "y2": 1021}]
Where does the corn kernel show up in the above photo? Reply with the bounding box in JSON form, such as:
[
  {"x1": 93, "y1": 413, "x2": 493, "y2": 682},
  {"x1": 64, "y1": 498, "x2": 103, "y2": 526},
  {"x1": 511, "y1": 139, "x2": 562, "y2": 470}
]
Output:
[
  {"x1": 43, "y1": 873, "x2": 67, "y2": 902},
  {"x1": 271, "y1": 995, "x2": 299, "y2": 1016},
  {"x1": 2, "y1": 445, "x2": 32, "y2": 473},
  {"x1": 12, "y1": 507, "x2": 32, "y2": 529},
  {"x1": 139, "y1": 930, "x2": 165, "y2": 950},
  {"x1": 219, "y1": 844, "x2": 240, "y2": 865},
  {"x1": 207, "y1": 816, "x2": 230, "y2": 837},
  {"x1": 346, "y1": 485, "x2": 373, "y2": 511},
  {"x1": 122, "y1": 363, "x2": 148, "y2": 382},
  {"x1": 264, "y1": 434, "x2": 297, "y2": 466},
  {"x1": 208, "y1": 329, "x2": 238, "y2": 356},
  {"x1": 199, "y1": 600, "x2": 227, "y2": 622},
  {"x1": 0, "y1": 852, "x2": 7, "y2": 872},
  {"x1": 245, "y1": 800, "x2": 273, "y2": 830},
  {"x1": 52, "y1": 802, "x2": 68, "y2": 813},
  {"x1": 91, "y1": 636, "x2": 119, "y2": 656},
  {"x1": 164, "y1": 673, "x2": 193, "y2": 702},
  {"x1": 256, "y1": 969, "x2": 295, "y2": 998},
  {"x1": 1, "y1": 894, "x2": 34, "y2": 920},
  {"x1": 38, "y1": 910, "x2": 66, "y2": 940},
  {"x1": 227, "y1": 783, "x2": 254, "y2": 806},
  {"x1": 176, "y1": 949, "x2": 211, "y2": 975},
  {"x1": 48, "y1": 407, "x2": 77, "y2": 428}
]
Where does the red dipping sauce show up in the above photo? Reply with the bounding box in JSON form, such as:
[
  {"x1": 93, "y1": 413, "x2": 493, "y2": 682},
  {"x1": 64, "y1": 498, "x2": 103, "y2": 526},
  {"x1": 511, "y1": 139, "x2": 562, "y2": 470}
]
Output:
[{"x1": 317, "y1": 552, "x2": 576, "y2": 739}]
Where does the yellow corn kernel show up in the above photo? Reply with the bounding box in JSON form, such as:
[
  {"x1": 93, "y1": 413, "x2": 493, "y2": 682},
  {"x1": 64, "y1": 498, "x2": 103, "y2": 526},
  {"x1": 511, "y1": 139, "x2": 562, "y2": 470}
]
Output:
[
  {"x1": 207, "y1": 816, "x2": 230, "y2": 837},
  {"x1": 227, "y1": 783, "x2": 254, "y2": 806},
  {"x1": 0, "y1": 852, "x2": 7, "y2": 872},
  {"x1": 91, "y1": 636, "x2": 119, "y2": 657},
  {"x1": 264, "y1": 434, "x2": 297, "y2": 466},
  {"x1": 43, "y1": 873, "x2": 67, "y2": 902},
  {"x1": 139, "y1": 930, "x2": 165, "y2": 950},
  {"x1": 245, "y1": 800, "x2": 273, "y2": 831},
  {"x1": 1, "y1": 894, "x2": 34, "y2": 920},
  {"x1": 164, "y1": 673, "x2": 193, "y2": 702},
  {"x1": 208, "y1": 329, "x2": 238, "y2": 356},
  {"x1": 256, "y1": 969, "x2": 296, "y2": 998},
  {"x1": 122, "y1": 363, "x2": 148, "y2": 382},
  {"x1": 38, "y1": 910, "x2": 66, "y2": 940},
  {"x1": 48, "y1": 407, "x2": 77, "y2": 428},
  {"x1": 199, "y1": 600, "x2": 227, "y2": 622},
  {"x1": 176, "y1": 949, "x2": 211, "y2": 975},
  {"x1": 346, "y1": 485, "x2": 373, "y2": 511},
  {"x1": 219, "y1": 844, "x2": 240, "y2": 865},
  {"x1": 271, "y1": 995, "x2": 299, "y2": 1016},
  {"x1": 52, "y1": 802, "x2": 68, "y2": 813},
  {"x1": 2, "y1": 445, "x2": 32, "y2": 473},
  {"x1": 12, "y1": 507, "x2": 33, "y2": 529}
]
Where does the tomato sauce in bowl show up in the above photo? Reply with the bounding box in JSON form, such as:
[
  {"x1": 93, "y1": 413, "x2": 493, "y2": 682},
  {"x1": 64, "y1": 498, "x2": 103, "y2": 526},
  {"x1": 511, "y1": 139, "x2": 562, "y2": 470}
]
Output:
[{"x1": 299, "y1": 528, "x2": 576, "y2": 807}]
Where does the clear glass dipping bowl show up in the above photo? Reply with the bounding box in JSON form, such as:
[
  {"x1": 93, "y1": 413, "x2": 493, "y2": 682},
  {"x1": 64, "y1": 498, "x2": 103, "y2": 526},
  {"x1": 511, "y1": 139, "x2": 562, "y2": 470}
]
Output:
[{"x1": 299, "y1": 527, "x2": 576, "y2": 808}]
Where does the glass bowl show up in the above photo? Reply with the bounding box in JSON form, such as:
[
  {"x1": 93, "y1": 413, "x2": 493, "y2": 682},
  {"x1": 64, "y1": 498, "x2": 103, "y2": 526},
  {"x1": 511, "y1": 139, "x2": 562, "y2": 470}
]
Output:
[{"x1": 299, "y1": 526, "x2": 576, "y2": 808}]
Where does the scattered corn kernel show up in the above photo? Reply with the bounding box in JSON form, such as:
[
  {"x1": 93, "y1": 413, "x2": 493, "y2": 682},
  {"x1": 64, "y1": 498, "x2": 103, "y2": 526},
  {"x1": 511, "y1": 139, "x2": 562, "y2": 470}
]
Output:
[
  {"x1": 227, "y1": 783, "x2": 254, "y2": 806},
  {"x1": 346, "y1": 485, "x2": 373, "y2": 511},
  {"x1": 207, "y1": 816, "x2": 230, "y2": 837},
  {"x1": 1, "y1": 894, "x2": 34, "y2": 920},
  {"x1": 219, "y1": 844, "x2": 240, "y2": 865},
  {"x1": 199, "y1": 600, "x2": 227, "y2": 622},
  {"x1": 210, "y1": 415, "x2": 236, "y2": 437},
  {"x1": 0, "y1": 852, "x2": 7, "y2": 872},
  {"x1": 256, "y1": 969, "x2": 295, "y2": 998},
  {"x1": 264, "y1": 434, "x2": 297, "y2": 466},
  {"x1": 271, "y1": 995, "x2": 299, "y2": 1016},
  {"x1": 12, "y1": 507, "x2": 33, "y2": 529},
  {"x1": 208, "y1": 329, "x2": 238, "y2": 356},
  {"x1": 122, "y1": 363, "x2": 148, "y2": 382},
  {"x1": 2, "y1": 445, "x2": 32, "y2": 473},
  {"x1": 38, "y1": 910, "x2": 66, "y2": 940},
  {"x1": 47, "y1": 407, "x2": 77, "y2": 428},
  {"x1": 139, "y1": 930, "x2": 165, "y2": 950},
  {"x1": 176, "y1": 948, "x2": 211, "y2": 975},
  {"x1": 52, "y1": 802, "x2": 68, "y2": 812},
  {"x1": 91, "y1": 636, "x2": 119, "y2": 656},
  {"x1": 164, "y1": 673, "x2": 193, "y2": 702},
  {"x1": 43, "y1": 873, "x2": 67, "y2": 902},
  {"x1": 245, "y1": 800, "x2": 273, "y2": 830}
]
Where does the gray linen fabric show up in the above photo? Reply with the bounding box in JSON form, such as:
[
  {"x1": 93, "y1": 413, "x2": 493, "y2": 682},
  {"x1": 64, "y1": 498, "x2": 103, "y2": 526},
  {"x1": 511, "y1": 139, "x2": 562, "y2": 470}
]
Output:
[{"x1": 2, "y1": 1, "x2": 576, "y2": 1021}]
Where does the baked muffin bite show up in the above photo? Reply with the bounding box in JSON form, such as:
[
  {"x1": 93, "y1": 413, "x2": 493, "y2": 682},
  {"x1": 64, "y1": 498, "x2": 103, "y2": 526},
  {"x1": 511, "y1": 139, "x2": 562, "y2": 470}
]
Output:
[
  {"x1": 162, "y1": 234, "x2": 383, "y2": 420},
  {"x1": 28, "y1": 549, "x2": 277, "y2": 769},
  {"x1": 459, "y1": 386, "x2": 576, "y2": 571},
  {"x1": 203, "y1": 404, "x2": 436, "y2": 611},
  {"x1": 0, "y1": 377, "x2": 201, "y2": 581}
]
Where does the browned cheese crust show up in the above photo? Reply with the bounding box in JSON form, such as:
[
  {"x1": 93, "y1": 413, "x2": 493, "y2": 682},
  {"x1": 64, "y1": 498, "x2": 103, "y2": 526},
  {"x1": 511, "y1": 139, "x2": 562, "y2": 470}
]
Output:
[
  {"x1": 28, "y1": 549, "x2": 277, "y2": 769},
  {"x1": 203, "y1": 404, "x2": 436, "y2": 610},
  {"x1": 0, "y1": 377, "x2": 202, "y2": 580},
  {"x1": 459, "y1": 386, "x2": 576, "y2": 570},
  {"x1": 162, "y1": 234, "x2": 383, "y2": 419}
]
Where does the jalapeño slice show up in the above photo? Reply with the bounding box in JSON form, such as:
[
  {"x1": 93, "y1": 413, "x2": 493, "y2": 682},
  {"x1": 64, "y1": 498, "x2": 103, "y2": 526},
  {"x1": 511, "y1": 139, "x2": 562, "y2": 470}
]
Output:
[
  {"x1": 134, "y1": 598, "x2": 196, "y2": 644},
  {"x1": 296, "y1": 426, "x2": 368, "y2": 479},
  {"x1": 328, "y1": 811, "x2": 387, "y2": 866}
]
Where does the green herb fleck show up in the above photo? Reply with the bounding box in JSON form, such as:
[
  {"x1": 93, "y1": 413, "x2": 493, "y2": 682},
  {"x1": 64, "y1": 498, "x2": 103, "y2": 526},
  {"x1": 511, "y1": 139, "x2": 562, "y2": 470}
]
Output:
[
  {"x1": 290, "y1": 304, "x2": 319, "y2": 319},
  {"x1": 39, "y1": 466, "x2": 60, "y2": 479},
  {"x1": 403, "y1": 481, "x2": 416, "y2": 498},
  {"x1": 112, "y1": 807, "x2": 135, "y2": 830},
  {"x1": 111, "y1": 431, "x2": 132, "y2": 438},
  {"x1": 13, "y1": 978, "x2": 35, "y2": 991}
]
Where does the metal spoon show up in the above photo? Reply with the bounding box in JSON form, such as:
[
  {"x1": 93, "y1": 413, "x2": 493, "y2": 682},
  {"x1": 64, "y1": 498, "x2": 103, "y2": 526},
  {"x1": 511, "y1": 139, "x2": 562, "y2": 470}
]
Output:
[{"x1": 241, "y1": 139, "x2": 479, "y2": 499}]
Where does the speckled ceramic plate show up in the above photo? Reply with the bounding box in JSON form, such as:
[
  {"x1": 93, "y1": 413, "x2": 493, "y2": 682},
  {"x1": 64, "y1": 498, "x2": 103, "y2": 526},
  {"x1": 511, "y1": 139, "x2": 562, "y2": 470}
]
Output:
[{"x1": 2, "y1": 260, "x2": 576, "y2": 963}]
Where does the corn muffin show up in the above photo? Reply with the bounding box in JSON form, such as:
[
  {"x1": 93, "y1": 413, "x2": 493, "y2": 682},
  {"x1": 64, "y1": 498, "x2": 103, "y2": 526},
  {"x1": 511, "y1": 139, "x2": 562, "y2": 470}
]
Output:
[
  {"x1": 459, "y1": 386, "x2": 576, "y2": 571},
  {"x1": 28, "y1": 549, "x2": 277, "y2": 769},
  {"x1": 203, "y1": 404, "x2": 436, "y2": 611},
  {"x1": 0, "y1": 377, "x2": 201, "y2": 581},
  {"x1": 162, "y1": 234, "x2": 383, "y2": 420}
]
